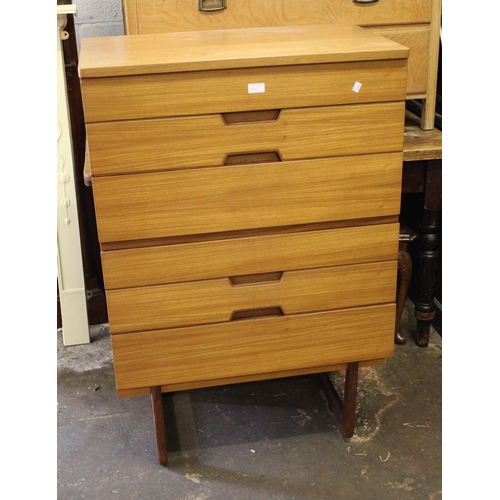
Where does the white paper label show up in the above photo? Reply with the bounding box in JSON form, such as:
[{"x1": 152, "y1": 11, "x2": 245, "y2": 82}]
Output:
[
  {"x1": 248, "y1": 83, "x2": 266, "y2": 94},
  {"x1": 352, "y1": 81, "x2": 362, "y2": 93}
]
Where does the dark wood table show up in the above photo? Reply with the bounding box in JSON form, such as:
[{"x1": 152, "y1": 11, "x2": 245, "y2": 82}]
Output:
[{"x1": 401, "y1": 111, "x2": 442, "y2": 347}]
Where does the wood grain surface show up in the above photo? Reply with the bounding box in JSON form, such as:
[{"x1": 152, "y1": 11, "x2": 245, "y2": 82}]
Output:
[
  {"x1": 92, "y1": 152, "x2": 403, "y2": 242},
  {"x1": 111, "y1": 304, "x2": 396, "y2": 391}
]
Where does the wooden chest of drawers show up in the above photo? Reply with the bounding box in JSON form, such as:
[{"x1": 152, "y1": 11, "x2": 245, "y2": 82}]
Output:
[{"x1": 79, "y1": 23, "x2": 408, "y2": 463}]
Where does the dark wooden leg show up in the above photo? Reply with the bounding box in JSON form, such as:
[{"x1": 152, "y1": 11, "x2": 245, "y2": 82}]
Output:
[
  {"x1": 151, "y1": 386, "x2": 168, "y2": 466},
  {"x1": 395, "y1": 245, "x2": 412, "y2": 345},
  {"x1": 414, "y1": 208, "x2": 440, "y2": 347},
  {"x1": 316, "y1": 362, "x2": 359, "y2": 438},
  {"x1": 414, "y1": 159, "x2": 441, "y2": 347}
]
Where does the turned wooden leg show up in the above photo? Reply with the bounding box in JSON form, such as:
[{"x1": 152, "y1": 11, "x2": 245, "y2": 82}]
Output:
[
  {"x1": 414, "y1": 209, "x2": 440, "y2": 347},
  {"x1": 316, "y1": 362, "x2": 359, "y2": 438},
  {"x1": 395, "y1": 246, "x2": 412, "y2": 345},
  {"x1": 414, "y1": 159, "x2": 441, "y2": 348},
  {"x1": 151, "y1": 386, "x2": 168, "y2": 466}
]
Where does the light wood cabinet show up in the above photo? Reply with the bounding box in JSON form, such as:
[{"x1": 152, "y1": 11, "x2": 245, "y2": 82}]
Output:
[
  {"x1": 79, "y1": 23, "x2": 408, "y2": 463},
  {"x1": 121, "y1": 0, "x2": 441, "y2": 130}
]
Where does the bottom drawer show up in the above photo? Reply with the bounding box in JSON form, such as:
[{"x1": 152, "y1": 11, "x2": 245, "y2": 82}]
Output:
[{"x1": 111, "y1": 304, "x2": 395, "y2": 392}]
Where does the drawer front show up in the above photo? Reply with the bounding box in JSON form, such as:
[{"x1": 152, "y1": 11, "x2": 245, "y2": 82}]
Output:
[
  {"x1": 369, "y1": 25, "x2": 430, "y2": 96},
  {"x1": 107, "y1": 261, "x2": 397, "y2": 333},
  {"x1": 133, "y1": 0, "x2": 432, "y2": 35},
  {"x1": 81, "y1": 60, "x2": 407, "y2": 122},
  {"x1": 111, "y1": 304, "x2": 396, "y2": 391},
  {"x1": 86, "y1": 102, "x2": 405, "y2": 176},
  {"x1": 102, "y1": 223, "x2": 400, "y2": 289},
  {"x1": 92, "y1": 153, "x2": 403, "y2": 243}
]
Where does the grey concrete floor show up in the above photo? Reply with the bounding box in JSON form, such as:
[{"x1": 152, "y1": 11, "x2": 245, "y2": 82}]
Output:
[{"x1": 57, "y1": 299, "x2": 442, "y2": 499}]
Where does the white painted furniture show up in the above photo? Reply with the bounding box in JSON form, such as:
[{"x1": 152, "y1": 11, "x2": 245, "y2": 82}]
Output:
[{"x1": 57, "y1": 5, "x2": 90, "y2": 346}]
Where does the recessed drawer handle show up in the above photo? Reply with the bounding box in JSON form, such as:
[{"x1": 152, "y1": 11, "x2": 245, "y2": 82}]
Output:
[
  {"x1": 198, "y1": 0, "x2": 227, "y2": 11},
  {"x1": 229, "y1": 272, "x2": 283, "y2": 286},
  {"x1": 223, "y1": 151, "x2": 282, "y2": 166},
  {"x1": 221, "y1": 110, "x2": 281, "y2": 125},
  {"x1": 231, "y1": 306, "x2": 284, "y2": 321},
  {"x1": 352, "y1": 0, "x2": 379, "y2": 3}
]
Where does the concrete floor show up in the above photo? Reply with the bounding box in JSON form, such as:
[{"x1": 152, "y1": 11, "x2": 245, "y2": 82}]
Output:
[{"x1": 57, "y1": 299, "x2": 442, "y2": 499}]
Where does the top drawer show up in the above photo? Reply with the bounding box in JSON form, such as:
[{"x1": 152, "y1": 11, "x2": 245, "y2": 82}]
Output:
[
  {"x1": 80, "y1": 25, "x2": 409, "y2": 121},
  {"x1": 129, "y1": 0, "x2": 433, "y2": 35},
  {"x1": 81, "y1": 59, "x2": 407, "y2": 122}
]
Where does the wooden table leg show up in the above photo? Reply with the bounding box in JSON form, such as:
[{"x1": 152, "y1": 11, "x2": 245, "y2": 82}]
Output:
[
  {"x1": 401, "y1": 158, "x2": 441, "y2": 348},
  {"x1": 316, "y1": 362, "x2": 359, "y2": 438},
  {"x1": 151, "y1": 386, "x2": 168, "y2": 466},
  {"x1": 414, "y1": 207, "x2": 440, "y2": 347}
]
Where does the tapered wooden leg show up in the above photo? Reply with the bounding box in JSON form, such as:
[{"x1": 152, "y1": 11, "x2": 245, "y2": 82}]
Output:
[
  {"x1": 151, "y1": 386, "x2": 168, "y2": 466},
  {"x1": 316, "y1": 362, "x2": 359, "y2": 438}
]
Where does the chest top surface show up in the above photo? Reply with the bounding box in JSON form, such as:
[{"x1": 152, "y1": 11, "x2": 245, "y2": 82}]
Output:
[{"x1": 78, "y1": 23, "x2": 408, "y2": 78}]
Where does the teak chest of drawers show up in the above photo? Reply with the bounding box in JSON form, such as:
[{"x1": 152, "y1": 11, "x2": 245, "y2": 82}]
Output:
[{"x1": 79, "y1": 23, "x2": 409, "y2": 465}]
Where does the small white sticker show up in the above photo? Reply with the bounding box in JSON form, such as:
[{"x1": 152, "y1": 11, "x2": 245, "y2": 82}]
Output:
[
  {"x1": 248, "y1": 82, "x2": 265, "y2": 94},
  {"x1": 352, "y1": 81, "x2": 362, "y2": 93}
]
